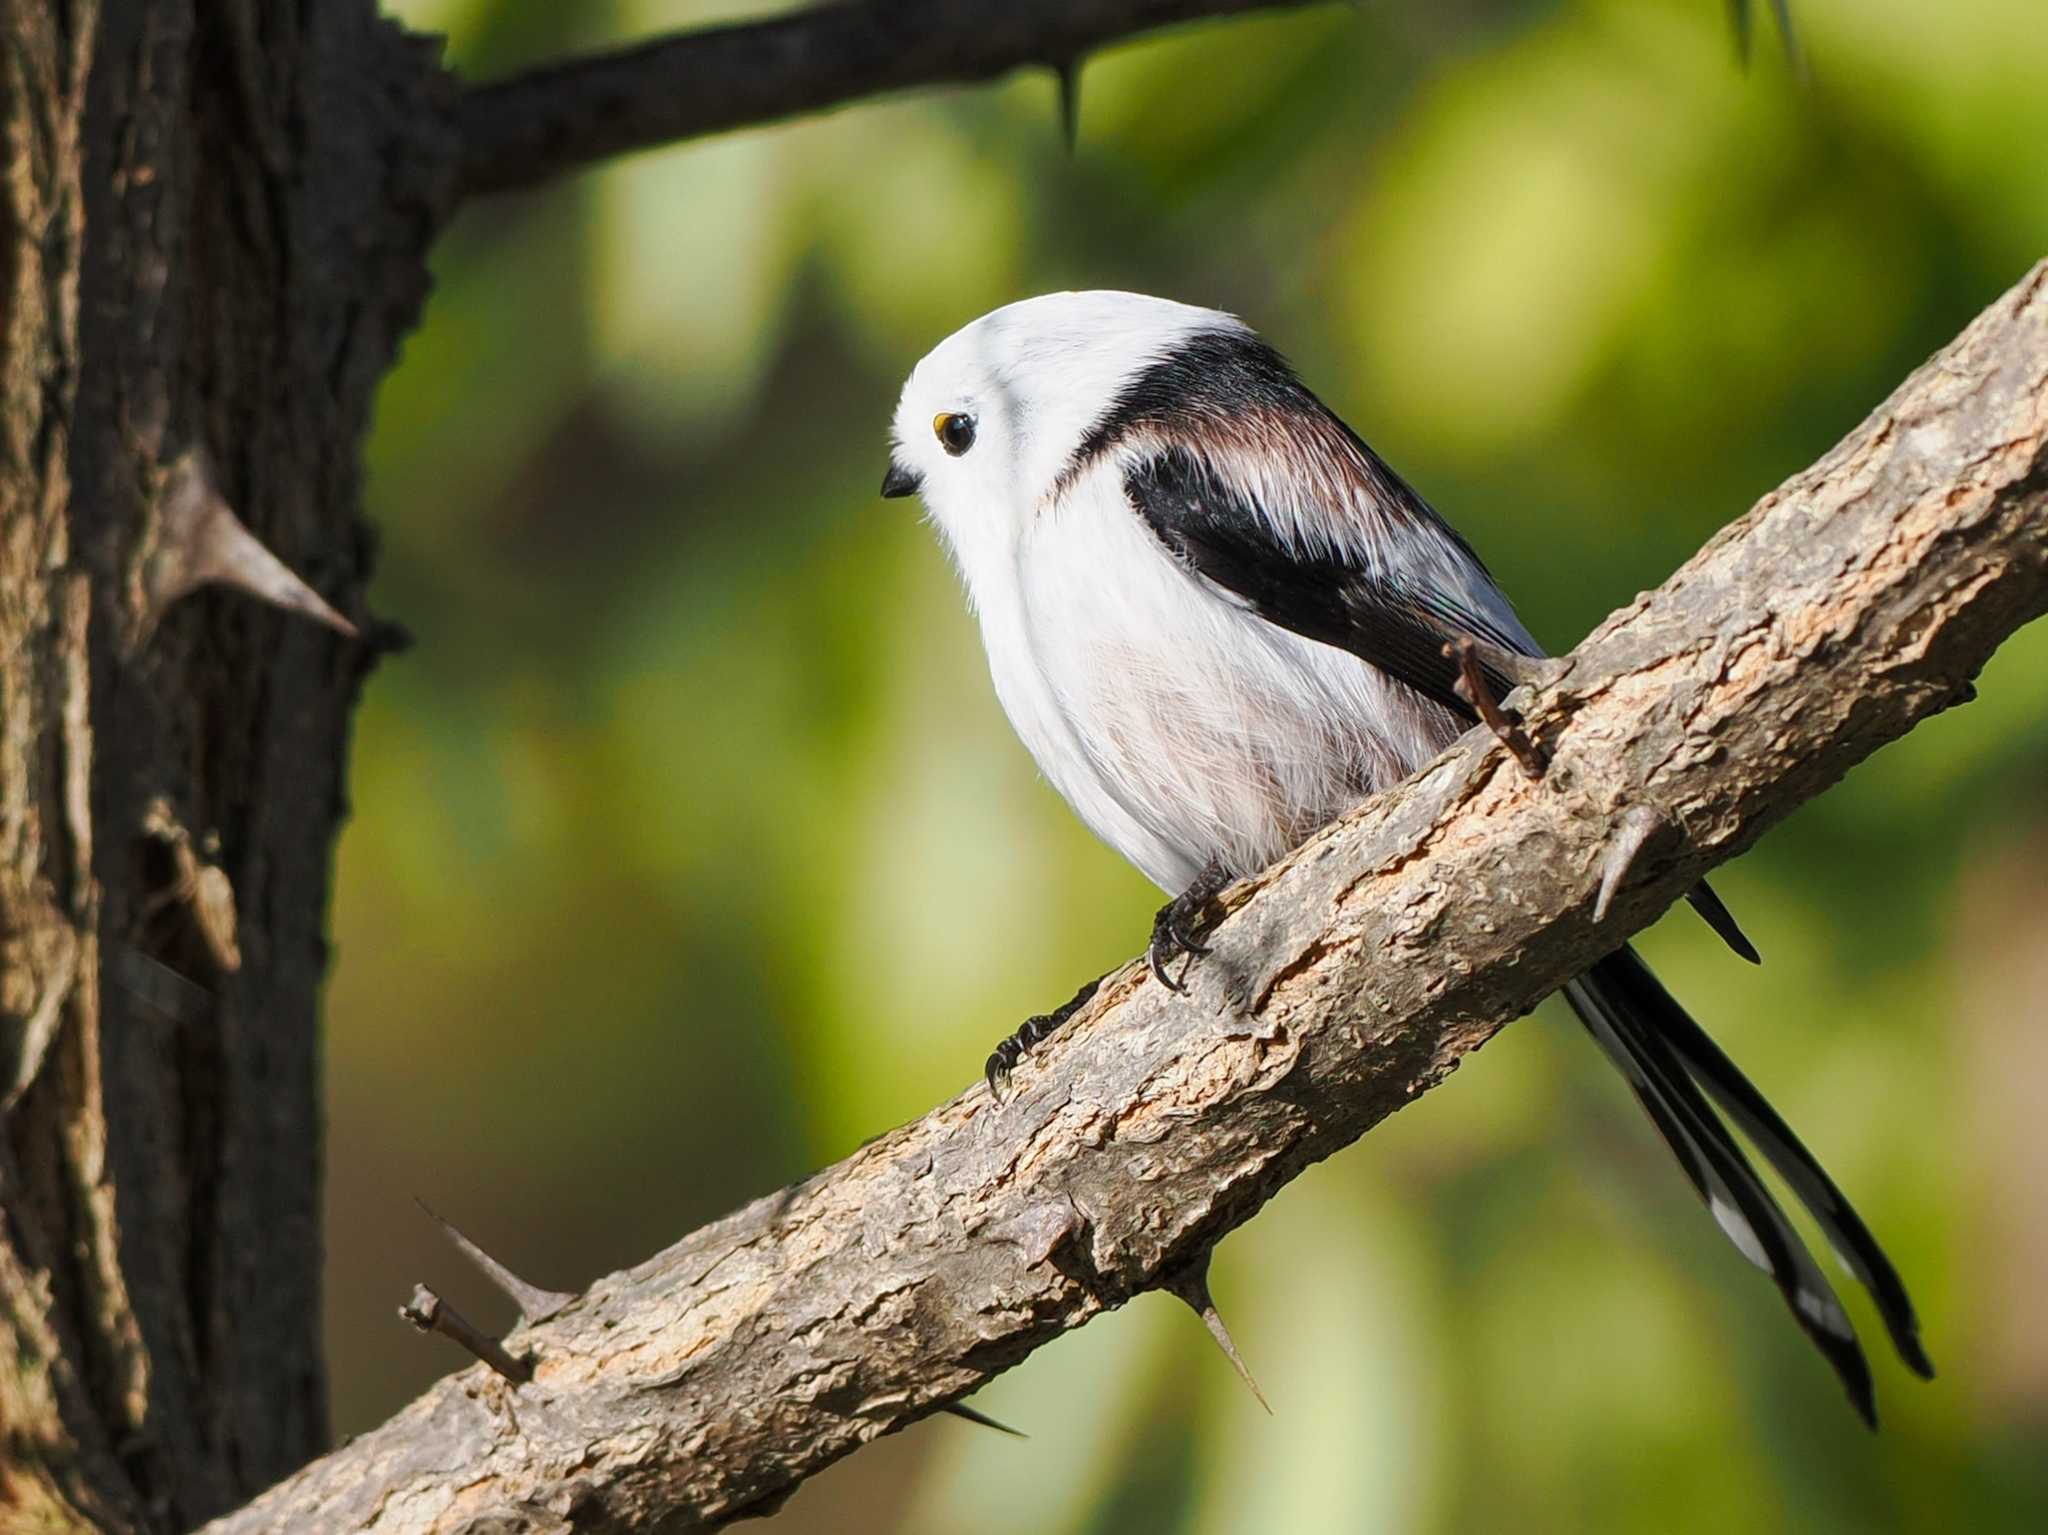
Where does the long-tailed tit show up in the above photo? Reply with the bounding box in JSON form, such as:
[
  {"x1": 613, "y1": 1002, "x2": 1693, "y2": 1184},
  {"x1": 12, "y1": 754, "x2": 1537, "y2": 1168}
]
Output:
[{"x1": 880, "y1": 290, "x2": 1933, "y2": 1424}]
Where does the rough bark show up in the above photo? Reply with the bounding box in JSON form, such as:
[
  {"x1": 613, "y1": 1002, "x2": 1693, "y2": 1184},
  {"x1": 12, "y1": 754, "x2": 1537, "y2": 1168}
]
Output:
[
  {"x1": 200, "y1": 264, "x2": 2048, "y2": 1534},
  {"x1": 0, "y1": 4, "x2": 454, "y2": 1530}
]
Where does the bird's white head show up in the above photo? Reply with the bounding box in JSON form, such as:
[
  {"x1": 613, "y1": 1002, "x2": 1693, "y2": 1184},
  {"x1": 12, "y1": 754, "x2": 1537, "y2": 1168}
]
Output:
[{"x1": 881, "y1": 291, "x2": 1249, "y2": 570}]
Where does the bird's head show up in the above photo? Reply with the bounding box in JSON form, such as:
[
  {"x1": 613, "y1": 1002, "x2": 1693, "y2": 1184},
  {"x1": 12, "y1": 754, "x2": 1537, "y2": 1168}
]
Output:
[{"x1": 881, "y1": 291, "x2": 1249, "y2": 564}]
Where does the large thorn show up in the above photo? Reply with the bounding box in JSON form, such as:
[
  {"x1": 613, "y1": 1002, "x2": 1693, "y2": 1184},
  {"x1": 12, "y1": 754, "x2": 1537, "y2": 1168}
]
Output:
[
  {"x1": 1167, "y1": 1259, "x2": 1270, "y2": 1414},
  {"x1": 1593, "y1": 804, "x2": 1670, "y2": 925},
  {"x1": 1590, "y1": 803, "x2": 1762, "y2": 963},
  {"x1": 144, "y1": 449, "x2": 357, "y2": 639},
  {"x1": 418, "y1": 1200, "x2": 578, "y2": 1323}
]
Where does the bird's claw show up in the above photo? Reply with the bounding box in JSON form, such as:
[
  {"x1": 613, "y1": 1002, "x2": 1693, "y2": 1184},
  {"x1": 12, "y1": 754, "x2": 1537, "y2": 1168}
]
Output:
[
  {"x1": 1148, "y1": 860, "x2": 1230, "y2": 993},
  {"x1": 1147, "y1": 914, "x2": 1206, "y2": 992},
  {"x1": 985, "y1": 1039, "x2": 1023, "y2": 1099},
  {"x1": 983, "y1": 978, "x2": 1103, "y2": 1099}
]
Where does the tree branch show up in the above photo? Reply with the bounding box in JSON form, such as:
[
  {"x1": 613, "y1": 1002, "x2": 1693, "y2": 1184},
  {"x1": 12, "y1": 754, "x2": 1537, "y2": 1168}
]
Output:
[
  {"x1": 205, "y1": 262, "x2": 2048, "y2": 1532},
  {"x1": 453, "y1": 0, "x2": 1320, "y2": 198}
]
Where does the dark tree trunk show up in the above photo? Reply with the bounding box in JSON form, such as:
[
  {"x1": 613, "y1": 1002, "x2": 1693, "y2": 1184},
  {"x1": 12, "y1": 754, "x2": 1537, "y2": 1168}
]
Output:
[{"x1": 0, "y1": 4, "x2": 451, "y2": 1528}]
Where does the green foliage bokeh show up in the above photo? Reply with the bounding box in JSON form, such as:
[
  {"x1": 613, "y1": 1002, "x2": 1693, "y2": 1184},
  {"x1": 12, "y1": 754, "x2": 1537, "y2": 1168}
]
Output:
[{"x1": 333, "y1": 2, "x2": 2048, "y2": 1529}]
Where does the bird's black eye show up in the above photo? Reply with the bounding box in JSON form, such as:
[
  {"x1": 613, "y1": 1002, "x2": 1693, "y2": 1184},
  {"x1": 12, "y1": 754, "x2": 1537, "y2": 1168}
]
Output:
[{"x1": 933, "y1": 412, "x2": 977, "y2": 456}]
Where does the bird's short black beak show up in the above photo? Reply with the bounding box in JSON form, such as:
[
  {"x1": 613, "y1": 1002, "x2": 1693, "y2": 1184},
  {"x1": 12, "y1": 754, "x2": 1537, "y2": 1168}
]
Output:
[{"x1": 880, "y1": 461, "x2": 922, "y2": 499}]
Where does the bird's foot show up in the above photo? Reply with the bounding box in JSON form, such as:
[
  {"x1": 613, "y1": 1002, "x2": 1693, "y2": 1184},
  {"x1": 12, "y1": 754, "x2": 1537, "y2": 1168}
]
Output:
[
  {"x1": 1444, "y1": 637, "x2": 1547, "y2": 779},
  {"x1": 1148, "y1": 859, "x2": 1232, "y2": 993},
  {"x1": 986, "y1": 977, "x2": 1102, "y2": 1098}
]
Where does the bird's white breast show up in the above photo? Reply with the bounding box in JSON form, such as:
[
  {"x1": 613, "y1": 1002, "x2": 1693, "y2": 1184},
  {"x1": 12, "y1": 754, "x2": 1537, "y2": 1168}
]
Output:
[{"x1": 962, "y1": 471, "x2": 1464, "y2": 894}]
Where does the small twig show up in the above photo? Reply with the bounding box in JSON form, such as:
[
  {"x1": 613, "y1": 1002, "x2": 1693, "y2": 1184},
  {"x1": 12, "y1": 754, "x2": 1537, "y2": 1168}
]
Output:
[
  {"x1": 1445, "y1": 638, "x2": 1547, "y2": 778},
  {"x1": 417, "y1": 1200, "x2": 578, "y2": 1323},
  {"x1": 398, "y1": 1285, "x2": 532, "y2": 1385}
]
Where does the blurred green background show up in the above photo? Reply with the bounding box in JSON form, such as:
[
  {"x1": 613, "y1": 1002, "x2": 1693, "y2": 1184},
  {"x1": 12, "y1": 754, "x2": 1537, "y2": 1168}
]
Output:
[{"x1": 331, "y1": 1, "x2": 2048, "y2": 1529}]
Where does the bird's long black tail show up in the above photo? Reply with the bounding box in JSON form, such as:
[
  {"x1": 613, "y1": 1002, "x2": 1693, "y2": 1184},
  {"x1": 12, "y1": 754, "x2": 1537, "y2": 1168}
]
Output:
[{"x1": 1562, "y1": 946, "x2": 1933, "y2": 1426}]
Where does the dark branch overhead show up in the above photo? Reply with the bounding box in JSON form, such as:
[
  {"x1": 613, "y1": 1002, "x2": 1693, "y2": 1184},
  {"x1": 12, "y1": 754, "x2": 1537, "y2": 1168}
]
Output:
[
  {"x1": 448, "y1": 0, "x2": 1799, "y2": 200},
  {"x1": 204, "y1": 262, "x2": 2048, "y2": 1535},
  {"x1": 453, "y1": 0, "x2": 1321, "y2": 198}
]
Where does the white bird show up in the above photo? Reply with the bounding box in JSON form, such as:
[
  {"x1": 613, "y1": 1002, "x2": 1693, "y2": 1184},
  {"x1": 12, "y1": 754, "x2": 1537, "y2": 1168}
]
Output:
[{"x1": 882, "y1": 290, "x2": 1933, "y2": 1424}]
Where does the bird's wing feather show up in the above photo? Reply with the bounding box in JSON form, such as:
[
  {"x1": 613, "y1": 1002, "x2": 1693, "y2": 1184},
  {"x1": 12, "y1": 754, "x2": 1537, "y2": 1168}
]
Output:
[
  {"x1": 1107, "y1": 357, "x2": 1757, "y2": 962},
  {"x1": 1122, "y1": 440, "x2": 1534, "y2": 717}
]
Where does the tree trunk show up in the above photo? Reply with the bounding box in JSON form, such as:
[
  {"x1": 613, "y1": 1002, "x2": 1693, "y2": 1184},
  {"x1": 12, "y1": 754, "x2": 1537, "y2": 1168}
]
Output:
[{"x1": 0, "y1": 5, "x2": 450, "y2": 1527}]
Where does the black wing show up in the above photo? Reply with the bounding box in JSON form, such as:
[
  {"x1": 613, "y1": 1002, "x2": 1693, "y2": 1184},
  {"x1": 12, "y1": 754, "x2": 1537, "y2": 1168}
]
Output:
[
  {"x1": 1124, "y1": 435, "x2": 1761, "y2": 963},
  {"x1": 1124, "y1": 443, "x2": 1533, "y2": 718}
]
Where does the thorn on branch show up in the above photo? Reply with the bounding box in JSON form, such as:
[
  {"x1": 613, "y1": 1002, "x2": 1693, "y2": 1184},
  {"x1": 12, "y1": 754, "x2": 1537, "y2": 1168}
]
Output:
[
  {"x1": 943, "y1": 1402, "x2": 1027, "y2": 1437},
  {"x1": 399, "y1": 1284, "x2": 532, "y2": 1384},
  {"x1": 143, "y1": 448, "x2": 358, "y2": 641},
  {"x1": 1590, "y1": 804, "x2": 1761, "y2": 963},
  {"x1": 1167, "y1": 1260, "x2": 1270, "y2": 1414},
  {"x1": 417, "y1": 1200, "x2": 578, "y2": 1323},
  {"x1": 1445, "y1": 638, "x2": 1547, "y2": 779},
  {"x1": 1592, "y1": 804, "x2": 1670, "y2": 926},
  {"x1": 1053, "y1": 57, "x2": 1084, "y2": 152}
]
